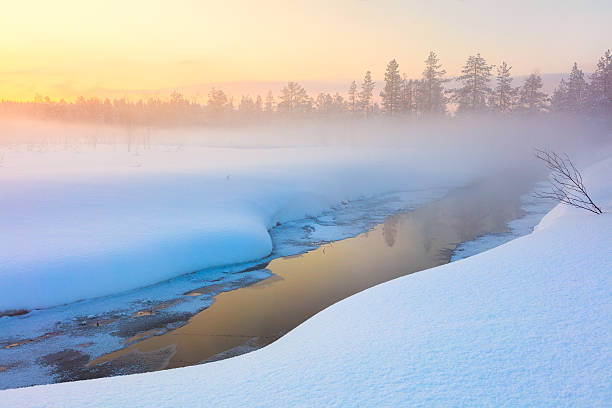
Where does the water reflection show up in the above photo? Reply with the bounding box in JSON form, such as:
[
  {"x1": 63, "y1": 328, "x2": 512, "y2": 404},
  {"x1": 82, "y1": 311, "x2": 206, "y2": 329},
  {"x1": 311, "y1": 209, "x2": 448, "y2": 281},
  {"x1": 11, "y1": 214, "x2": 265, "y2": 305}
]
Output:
[
  {"x1": 91, "y1": 176, "x2": 530, "y2": 373},
  {"x1": 382, "y1": 216, "x2": 399, "y2": 247}
]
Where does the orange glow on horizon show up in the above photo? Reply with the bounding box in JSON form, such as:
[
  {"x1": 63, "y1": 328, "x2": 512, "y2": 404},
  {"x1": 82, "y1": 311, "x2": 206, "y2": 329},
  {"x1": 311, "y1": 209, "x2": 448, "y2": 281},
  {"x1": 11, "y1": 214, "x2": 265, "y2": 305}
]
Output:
[{"x1": 1, "y1": 0, "x2": 610, "y2": 101}]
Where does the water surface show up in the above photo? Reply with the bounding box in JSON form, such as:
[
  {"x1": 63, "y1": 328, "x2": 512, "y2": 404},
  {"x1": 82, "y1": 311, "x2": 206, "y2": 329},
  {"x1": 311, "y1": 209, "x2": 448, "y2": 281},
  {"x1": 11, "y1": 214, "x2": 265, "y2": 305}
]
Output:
[{"x1": 92, "y1": 176, "x2": 532, "y2": 371}]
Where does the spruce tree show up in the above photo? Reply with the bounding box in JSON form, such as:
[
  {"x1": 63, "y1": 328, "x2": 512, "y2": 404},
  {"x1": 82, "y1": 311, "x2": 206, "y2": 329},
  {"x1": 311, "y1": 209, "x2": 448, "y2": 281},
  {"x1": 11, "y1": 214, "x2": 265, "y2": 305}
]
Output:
[
  {"x1": 587, "y1": 49, "x2": 612, "y2": 116},
  {"x1": 358, "y1": 71, "x2": 375, "y2": 116},
  {"x1": 315, "y1": 92, "x2": 334, "y2": 115},
  {"x1": 566, "y1": 62, "x2": 587, "y2": 113},
  {"x1": 380, "y1": 59, "x2": 402, "y2": 116},
  {"x1": 207, "y1": 88, "x2": 229, "y2": 116},
  {"x1": 453, "y1": 53, "x2": 493, "y2": 114},
  {"x1": 400, "y1": 76, "x2": 415, "y2": 115},
  {"x1": 347, "y1": 81, "x2": 358, "y2": 114},
  {"x1": 421, "y1": 51, "x2": 448, "y2": 115},
  {"x1": 265, "y1": 91, "x2": 275, "y2": 113},
  {"x1": 277, "y1": 82, "x2": 312, "y2": 115},
  {"x1": 518, "y1": 73, "x2": 548, "y2": 113},
  {"x1": 551, "y1": 78, "x2": 569, "y2": 112},
  {"x1": 492, "y1": 62, "x2": 516, "y2": 113}
]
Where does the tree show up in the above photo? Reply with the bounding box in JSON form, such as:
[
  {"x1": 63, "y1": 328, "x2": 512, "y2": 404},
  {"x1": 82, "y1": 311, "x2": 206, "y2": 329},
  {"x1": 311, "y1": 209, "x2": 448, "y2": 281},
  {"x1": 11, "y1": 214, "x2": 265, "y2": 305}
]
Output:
[
  {"x1": 238, "y1": 95, "x2": 256, "y2": 116},
  {"x1": 315, "y1": 92, "x2": 334, "y2": 115},
  {"x1": 587, "y1": 49, "x2": 612, "y2": 116},
  {"x1": 453, "y1": 53, "x2": 493, "y2": 114},
  {"x1": 492, "y1": 62, "x2": 517, "y2": 113},
  {"x1": 358, "y1": 71, "x2": 375, "y2": 116},
  {"x1": 264, "y1": 91, "x2": 275, "y2": 113},
  {"x1": 347, "y1": 81, "x2": 358, "y2": 114},
  {"x1": 566, "y1": 62, "x2": 588, "y2": 113},
  {"x1": 551, "y1": 78, "x2": 569, "y2": 112},
  {"x1": 332, "y1": 93, "x2": 347, "y2": 114},
  {"x1": 400, "y1": 76, "x2": 416, "y2": 115},
  {"x1": 380, "y1": 59, "x2": 402, "y2": 116},
  {"x1": 518, "y1": 73, "x2": 548, "y2": 113},
  {"x1": 409, "y1": 78, "x2": 430, "y2": 115},
  {"x1": 277, "y1": 82, "x2": 312, "y2": 115},
  {"x1": 535, "y1": 149, "x2": 603, "y2": 214},
  {"x1": 421, "y1": 51, "x2": 448, "y2": 115},
  {"x1": 207, "y1": 88, "x2": 229, "y2": 116}
]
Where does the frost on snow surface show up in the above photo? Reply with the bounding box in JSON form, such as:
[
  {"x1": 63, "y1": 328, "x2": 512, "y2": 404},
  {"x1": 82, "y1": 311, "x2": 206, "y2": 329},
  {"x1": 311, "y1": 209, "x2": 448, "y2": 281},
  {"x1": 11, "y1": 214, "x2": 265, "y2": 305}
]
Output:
[{"x1": 3, "y1": 158, "x2": 610, "y2": 406}]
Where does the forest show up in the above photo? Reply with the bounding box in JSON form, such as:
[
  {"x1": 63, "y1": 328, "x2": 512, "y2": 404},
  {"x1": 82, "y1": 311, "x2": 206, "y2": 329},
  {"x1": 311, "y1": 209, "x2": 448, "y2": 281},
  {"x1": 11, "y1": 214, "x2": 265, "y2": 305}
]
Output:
[{"x1": 1, "y1": 50, "x2": 610, "y2": 127}]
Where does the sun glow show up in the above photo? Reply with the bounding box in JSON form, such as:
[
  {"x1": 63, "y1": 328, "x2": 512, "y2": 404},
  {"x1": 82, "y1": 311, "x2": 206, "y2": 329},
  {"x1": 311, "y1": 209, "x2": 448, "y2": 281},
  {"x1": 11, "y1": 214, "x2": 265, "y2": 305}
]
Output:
[{"x1": 1, "y1": 0, "x2": 610, "y2": 100}]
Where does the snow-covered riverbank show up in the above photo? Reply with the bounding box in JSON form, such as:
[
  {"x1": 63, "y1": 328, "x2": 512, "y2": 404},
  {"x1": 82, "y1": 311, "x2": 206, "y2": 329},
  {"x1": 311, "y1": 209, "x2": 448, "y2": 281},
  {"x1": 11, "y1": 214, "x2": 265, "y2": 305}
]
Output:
[
  {"x1": 0, "y1": 144, "x2": 474, "y2": 312},
  {"x1": 3, "y1": 157, "x2": 610, "y2": 406}
]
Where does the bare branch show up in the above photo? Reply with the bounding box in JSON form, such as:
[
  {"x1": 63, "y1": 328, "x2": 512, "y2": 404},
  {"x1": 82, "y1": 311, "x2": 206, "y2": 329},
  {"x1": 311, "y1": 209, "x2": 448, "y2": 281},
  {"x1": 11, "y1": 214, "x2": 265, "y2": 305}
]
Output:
[{"x1": 534, "y1": 149, "x2": 603, "y2": 214}]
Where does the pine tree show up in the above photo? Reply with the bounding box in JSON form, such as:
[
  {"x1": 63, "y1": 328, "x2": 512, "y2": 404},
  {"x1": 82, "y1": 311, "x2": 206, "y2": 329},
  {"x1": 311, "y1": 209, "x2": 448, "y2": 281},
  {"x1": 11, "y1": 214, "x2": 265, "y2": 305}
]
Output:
[
  {"x1": 238, "y1": 95, "x2": 255, "y2": 115},
  {"x1": 277, "y1": 82, "x2": 312, "y2": 115},
  {"x1": 400, "y1": 76, "x2": 415, "y2": 115},
  {"x1": 453, "y1": 53, "x2": 493, "y2": 114},
  {"x1": 347, "y1": 81, "x2": 358, "y2": 114},
  {"x1": 315, "y1": 92, "x2": 334, "y2": 115},
  {"x1": 421, "y1": 51, "x2": 448, "y2": 115},
  {"x1": 207, "y1": 88, "x2": 229, "y2": 116},
  {"x1": 492, "y1": 62, "x2": 517, "y2": 113},
  {"x1": 264, "y1": 91, "x2": 275, "y2": 113},
  {"x1": 587, "y1": 49, "x2": 612, "y2": 116},
  {"x1": 358, "y1": 71, "x2": 375, "y2": 116},
  {"x1": 566, "y1": 62, "x2": 588, "y2": 113},
  {"x1": 413, "y1": 79, "x2": 428, "y2": 115},
  {"x1": 551, "y1": 78, "x2": 569, "y2": 112},
  {"x1": 380, "y1": 59, "x2": 402, "y2": 116},
  {"x1": 332, "y1": 93, "x2": 347, "y2": 114},
  {"x1": 518, "y1": 73, "x2": 548, "y2": 113}
]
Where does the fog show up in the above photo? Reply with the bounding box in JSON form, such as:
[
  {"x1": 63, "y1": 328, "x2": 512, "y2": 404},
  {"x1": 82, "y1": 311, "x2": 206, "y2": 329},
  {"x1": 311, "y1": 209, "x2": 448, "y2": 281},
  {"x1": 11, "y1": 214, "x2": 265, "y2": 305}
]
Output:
[
  {"x1": 1, "y1": 115, "x2": 609, "y2": 180},
  {"x1": 0, "y1": 115, "x2": 609, "y2": 310}
]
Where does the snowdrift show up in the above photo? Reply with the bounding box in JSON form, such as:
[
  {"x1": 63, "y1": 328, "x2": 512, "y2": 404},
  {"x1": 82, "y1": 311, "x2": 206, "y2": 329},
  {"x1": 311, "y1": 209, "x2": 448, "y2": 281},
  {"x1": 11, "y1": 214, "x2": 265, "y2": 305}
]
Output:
[
  {"x1": 3, "y1": 158, "x2": 610, "y2": 406},
  {"x1": 0, "y1": 141, "x2": 478, "y2": 311}
]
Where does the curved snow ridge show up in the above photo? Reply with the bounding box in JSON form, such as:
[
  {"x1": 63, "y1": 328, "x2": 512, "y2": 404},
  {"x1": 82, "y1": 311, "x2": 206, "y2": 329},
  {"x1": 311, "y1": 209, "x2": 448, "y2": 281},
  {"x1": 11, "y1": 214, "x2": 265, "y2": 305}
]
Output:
[
  {"x1": 4, "y1": 157, "x2": 610, "y2": 406},
  {"x1": 0, "y1": 142, "x2": 480, "y2": 312},
  {"x1": 0, "y1": 177, "x2": 460, "y2": 312},
  {"x1": 0, "y1": 178, "x2": 345, "y2": 311}
]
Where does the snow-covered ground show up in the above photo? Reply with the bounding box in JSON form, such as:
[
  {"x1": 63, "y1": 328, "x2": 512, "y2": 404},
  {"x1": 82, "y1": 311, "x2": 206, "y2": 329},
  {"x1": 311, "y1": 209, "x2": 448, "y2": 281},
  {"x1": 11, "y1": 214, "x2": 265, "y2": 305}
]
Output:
[
  {"x1": 3, "y1": 159, "x2": 610, "y2": 406},
  {"x1": 0, "y1": 118, "x2": 602, "y2": 312},
  {"x1": 0, "y1": 187, "x2": 447, "y2": 390},
  {"x1": 0, "y1": 142, "x2": 474, "y2": 312}
]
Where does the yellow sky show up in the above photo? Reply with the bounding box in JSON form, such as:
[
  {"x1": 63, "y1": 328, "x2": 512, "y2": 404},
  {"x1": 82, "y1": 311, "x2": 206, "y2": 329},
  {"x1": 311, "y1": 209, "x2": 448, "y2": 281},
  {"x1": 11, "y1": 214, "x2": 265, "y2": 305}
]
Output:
[{"x1": 1, "y1": 0, "x2": 610, "y2": 100}]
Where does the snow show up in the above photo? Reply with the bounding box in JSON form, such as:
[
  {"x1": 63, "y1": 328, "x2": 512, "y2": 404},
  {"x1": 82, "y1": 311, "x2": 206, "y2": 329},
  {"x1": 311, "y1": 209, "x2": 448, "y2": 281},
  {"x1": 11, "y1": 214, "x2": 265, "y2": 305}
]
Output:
[
  {"x1": 1, "y1": 117, "x2": 603, "y2": 311},
  {"x1": 3, "y1": 156, "x2": 610, "y2": 406},
  {"x1": 0, "y1": 142, "x2": 474, "y2": 312},
  {"x1": 0, "y1": 187, "x2": 447, "y2": 390}
]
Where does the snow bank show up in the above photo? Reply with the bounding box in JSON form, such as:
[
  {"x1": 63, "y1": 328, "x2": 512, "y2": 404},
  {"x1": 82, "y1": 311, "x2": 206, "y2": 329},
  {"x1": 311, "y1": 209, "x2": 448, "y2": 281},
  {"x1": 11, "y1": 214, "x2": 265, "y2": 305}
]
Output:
[
  {"x1": 0, "y1": 141, "x2": 477, "y2": 311},
  {"x1": 3, "y1": 159, "x2": 610, "y2": 406}
]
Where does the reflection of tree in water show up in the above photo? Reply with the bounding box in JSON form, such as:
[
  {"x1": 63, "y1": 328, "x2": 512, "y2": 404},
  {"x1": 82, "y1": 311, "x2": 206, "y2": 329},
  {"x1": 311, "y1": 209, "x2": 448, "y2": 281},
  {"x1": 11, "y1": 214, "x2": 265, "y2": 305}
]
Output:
[{"x1": 383, "y1": 215, "x2": 400, "y2": 247}]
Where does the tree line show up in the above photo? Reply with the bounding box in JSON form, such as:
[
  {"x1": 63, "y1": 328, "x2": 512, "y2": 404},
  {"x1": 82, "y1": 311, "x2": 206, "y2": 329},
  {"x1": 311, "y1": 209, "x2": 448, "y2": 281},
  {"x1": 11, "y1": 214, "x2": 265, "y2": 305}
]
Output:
[{"x1": 0, "y1": 50, "x2": 609, "y2": 126}]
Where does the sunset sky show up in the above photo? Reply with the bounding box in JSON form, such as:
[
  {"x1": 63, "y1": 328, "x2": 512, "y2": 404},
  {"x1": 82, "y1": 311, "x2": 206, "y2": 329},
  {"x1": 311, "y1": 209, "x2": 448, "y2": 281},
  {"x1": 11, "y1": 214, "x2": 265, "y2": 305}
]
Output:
[{"x1": 1, "y1": 0, "x2": 610, "y2": 100}]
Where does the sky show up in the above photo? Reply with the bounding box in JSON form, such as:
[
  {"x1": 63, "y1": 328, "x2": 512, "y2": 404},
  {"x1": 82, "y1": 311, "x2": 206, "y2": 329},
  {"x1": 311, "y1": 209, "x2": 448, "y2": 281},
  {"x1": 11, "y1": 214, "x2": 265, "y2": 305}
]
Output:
[{"x1": 0, "y1": 0, "x2": 610, "y2": 101}]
